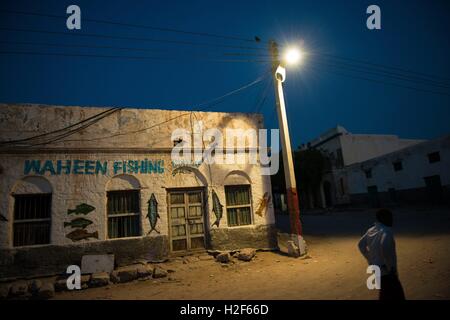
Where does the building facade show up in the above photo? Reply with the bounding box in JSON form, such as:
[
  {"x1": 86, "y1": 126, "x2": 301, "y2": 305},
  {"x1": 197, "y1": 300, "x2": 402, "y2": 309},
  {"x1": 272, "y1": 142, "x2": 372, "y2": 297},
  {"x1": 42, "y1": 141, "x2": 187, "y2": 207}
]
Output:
[
  {"x1": 302, "y1": 125, "x2": 424, "y2": 208},
  {"x1": 0, "y1": 104, "x2": 276, "y2": 279},
  {"x1": 345, "y1": 135, "x2": 450, "y2": 207}
]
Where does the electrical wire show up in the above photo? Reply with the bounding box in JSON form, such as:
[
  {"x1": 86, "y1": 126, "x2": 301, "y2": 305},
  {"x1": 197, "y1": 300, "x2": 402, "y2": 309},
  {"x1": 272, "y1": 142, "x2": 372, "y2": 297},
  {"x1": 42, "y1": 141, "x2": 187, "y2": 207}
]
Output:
[
  {"x1": 0, "y1": 107, "x2": 122, "y2": 145},
  {"x1": 0, "y1": 40, "x2": 271, "y2": 58},
  {"x1": 0, "y1": 9, "x2": 261, "y2": 44},
  {"x1": 0, "y1": 50, "x2": 272, "y2": 64},
  {"x1": 309, "y1": 65, "x2": 450, "y2": 97},
  {"x1": 0, "y1": 26, "x2": 266, "y2": 52},
  {"x1": 312, "y1": 57, "x2": 450, "y2": 90},
  {"x1": 312, "y1": 52, "x2": 450, "y2": 84},
  {"x1": 10, "y1": 71, "x2": 270, "y2": 147}
]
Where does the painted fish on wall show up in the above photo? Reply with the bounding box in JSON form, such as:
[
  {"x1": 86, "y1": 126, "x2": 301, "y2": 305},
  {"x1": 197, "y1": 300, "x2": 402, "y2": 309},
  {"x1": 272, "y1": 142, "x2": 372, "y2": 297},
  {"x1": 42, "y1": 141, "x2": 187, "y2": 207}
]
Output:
[
  {"x1": 211, "y1": 190, "x2": 223, "y2": 228},
  {"x1": 67, "y1": 203, "x2": 95, "y2": 215},
  {"x1": 66, "y1": 229, "x2": 99, "y2": 242},
  {"x1": 64, "y1": 217, "x2": 93, "y2": 229},
  {"x1": 147, "y1": 193, "x2": 160, "y2": 234},
  {"x1": 255, "y1": 192, "x2": 272, "y2": 217}
]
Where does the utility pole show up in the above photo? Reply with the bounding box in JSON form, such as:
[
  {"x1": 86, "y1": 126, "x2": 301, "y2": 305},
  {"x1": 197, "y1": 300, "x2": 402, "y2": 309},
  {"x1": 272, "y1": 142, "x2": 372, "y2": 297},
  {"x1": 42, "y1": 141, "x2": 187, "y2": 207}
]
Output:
[{"x1": 269, "y1": 40, "x2": 306, "y2": 256}]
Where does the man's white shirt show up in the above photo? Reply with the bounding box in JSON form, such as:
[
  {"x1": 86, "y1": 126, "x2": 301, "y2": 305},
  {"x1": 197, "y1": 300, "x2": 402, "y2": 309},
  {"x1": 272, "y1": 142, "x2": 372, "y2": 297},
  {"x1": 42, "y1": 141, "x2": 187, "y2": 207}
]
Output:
[{"x1": 358, "y1": 222, "x2": 397, "y2": 276}]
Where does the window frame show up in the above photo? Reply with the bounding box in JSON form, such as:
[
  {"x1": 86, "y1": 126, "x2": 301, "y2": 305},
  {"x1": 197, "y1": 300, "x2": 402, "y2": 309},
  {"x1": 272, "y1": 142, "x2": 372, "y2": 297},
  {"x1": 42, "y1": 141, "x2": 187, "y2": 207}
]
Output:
[
  {"x1": 13, "y1": 193, "x2": 52, "y2": 247},
  {"x1": 106, "y1": 189, "x2": 142, "y2": 239},
  {"x1": 393, "y1": 161, "x2": 403, "y2": 172},
  {"x1": 427, "y1": 151, "x2": 440, "y2": 164},
  {"x1": 224, "y1": 184, "x2": 253, "y2": 227}
]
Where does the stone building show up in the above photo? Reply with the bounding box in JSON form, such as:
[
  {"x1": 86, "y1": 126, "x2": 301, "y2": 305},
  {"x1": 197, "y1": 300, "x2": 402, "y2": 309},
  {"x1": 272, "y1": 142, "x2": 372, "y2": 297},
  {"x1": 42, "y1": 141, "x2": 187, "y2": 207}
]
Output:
[
  {"x1": 301, "y1": 125, "x2": 424, "y2": 208},
  {"x1": 344, "y1": 135, "x2": 450, "y2": 207},
  {"x1": 0, "y1": 104, "x2": 276, "y2": 279}
]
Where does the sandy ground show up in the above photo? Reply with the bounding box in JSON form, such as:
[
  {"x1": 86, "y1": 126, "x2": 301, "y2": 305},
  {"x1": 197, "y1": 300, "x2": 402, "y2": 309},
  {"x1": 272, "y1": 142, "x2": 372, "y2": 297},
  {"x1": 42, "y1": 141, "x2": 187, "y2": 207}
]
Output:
[{"x1": 56, "y1": 207, "x2": 450, "y2": 300}]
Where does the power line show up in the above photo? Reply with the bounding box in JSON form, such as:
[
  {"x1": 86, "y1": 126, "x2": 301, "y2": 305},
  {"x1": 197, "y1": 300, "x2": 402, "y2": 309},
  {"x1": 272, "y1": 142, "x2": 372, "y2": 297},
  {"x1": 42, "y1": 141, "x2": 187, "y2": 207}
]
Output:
[
  {"x1": 0, "y1": 39, "x2": 270, "y2": 58},
  {"x1": 0, "y1": 26, "x2": 266, "y2": 52},
  {"x1": 312, "y1": 52, "x2": 450, "y2": 84},
  {"x1": 0, "y1": 107, "x2": 123, "y2": 146},
  {"x1": 11, "y1": 72, "x2": 270, "y2": 147},
  {"x1": 0, "y1": 50, "x2": 271, "y2": 64},
  {"x1": 311, "y1": 58, "x2": 450, "y2": 90},
  {"x1": 309, "y1": 65, "x2": 450, "y2": 97},
  {"x1": 253, "y1": 77, "x2": 272, "y2": 114},
  {"x1": 0, "y1": 9, "x2": 261, "y2": 44}
]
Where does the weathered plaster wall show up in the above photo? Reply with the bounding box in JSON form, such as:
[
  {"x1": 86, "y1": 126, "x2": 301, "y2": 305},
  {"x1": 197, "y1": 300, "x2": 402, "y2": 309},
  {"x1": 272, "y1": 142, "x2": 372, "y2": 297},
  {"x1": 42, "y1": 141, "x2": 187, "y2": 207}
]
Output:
[
  {"x1": 345, "y1": 135, "x2": 450, "y2": 201},
  {"x1": 0, "y1": 104, "x2": 276, "y2": 278}
]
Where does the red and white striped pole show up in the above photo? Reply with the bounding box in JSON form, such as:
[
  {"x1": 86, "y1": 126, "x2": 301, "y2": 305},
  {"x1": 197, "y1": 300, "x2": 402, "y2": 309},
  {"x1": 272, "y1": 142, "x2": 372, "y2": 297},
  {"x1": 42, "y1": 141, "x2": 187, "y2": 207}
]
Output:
[{"x1": 270, "y1": 40, "x2": 306, "y2": 256}]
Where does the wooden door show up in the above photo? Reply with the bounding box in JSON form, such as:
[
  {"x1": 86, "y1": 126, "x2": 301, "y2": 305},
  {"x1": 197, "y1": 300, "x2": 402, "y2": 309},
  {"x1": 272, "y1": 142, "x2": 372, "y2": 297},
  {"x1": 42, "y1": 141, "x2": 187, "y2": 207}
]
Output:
[{"x1": 168, "y1": 189, "x2": 206, "y2": 252}]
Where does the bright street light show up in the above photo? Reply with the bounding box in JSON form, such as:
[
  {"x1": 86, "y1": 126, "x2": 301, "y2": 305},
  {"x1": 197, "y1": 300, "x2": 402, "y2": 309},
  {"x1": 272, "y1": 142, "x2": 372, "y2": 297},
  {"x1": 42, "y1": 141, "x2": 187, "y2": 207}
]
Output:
[{"x1": 283, "y1": 47, "x2": 304, "y2": 66}]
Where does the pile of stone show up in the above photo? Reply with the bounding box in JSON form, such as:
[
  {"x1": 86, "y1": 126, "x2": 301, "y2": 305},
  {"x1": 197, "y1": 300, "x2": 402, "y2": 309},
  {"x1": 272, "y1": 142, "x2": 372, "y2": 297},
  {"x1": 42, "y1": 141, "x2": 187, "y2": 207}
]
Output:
[
  {"x1": 0, "y1": 263, "x2": 170, "y2": 300},
  {"x1": 211, "y1": 248, "x2": 257, "y2": 264},
  {"x1": 0, "y1": 280, "x2": 55, "y2": 300},
  {"x1": 55, "y1": 264, "x2": 169, "y2": 292}
]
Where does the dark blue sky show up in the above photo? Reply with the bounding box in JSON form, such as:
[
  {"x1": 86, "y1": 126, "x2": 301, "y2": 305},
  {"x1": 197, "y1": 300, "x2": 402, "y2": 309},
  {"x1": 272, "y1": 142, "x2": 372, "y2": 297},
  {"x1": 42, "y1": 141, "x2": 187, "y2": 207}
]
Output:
[{"x1": 0, "y1": 0, "x2": 449, "y2": 147}]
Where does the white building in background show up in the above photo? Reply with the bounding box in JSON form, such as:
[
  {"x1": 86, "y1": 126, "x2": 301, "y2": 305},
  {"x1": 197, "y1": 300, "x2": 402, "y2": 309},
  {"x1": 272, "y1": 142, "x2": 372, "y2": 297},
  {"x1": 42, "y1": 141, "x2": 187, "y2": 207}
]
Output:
[
  {"x1": 302, "y1": 126, "x2": 425, "y2": 208},
  {"x1": 345, "y1": 135, "x2": 450, "y2": 207}
]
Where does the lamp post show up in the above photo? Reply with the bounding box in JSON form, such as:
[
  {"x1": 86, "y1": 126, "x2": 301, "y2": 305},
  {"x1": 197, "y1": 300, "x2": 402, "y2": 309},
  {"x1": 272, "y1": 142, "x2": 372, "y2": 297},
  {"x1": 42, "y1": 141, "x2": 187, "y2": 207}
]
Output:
[{"x1": 269, "y1": 40, "x2": 306, "y2": 256}]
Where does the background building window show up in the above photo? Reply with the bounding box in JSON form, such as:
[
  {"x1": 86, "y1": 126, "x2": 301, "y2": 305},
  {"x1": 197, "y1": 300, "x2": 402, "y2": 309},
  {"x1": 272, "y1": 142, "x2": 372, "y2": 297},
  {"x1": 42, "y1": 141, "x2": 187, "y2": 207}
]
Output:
[
  {"x1": 225, "y1": 185, "x2": 252, "y2": 227},
  {"x1": 364, "y1": 169, "x2": 372, "y2": 179},
  {"x1": 13, "y1": 194, "x2": 51, "y2": 247},
  {"x1": 339, "y1": 178, "x2": 345, "y2": 195},
  {"x1": 107, "y1": 190, "x2": 141, "y2": 239},
  {"x1": 336, "y1": 148, "x2": 344, "y2": 168},
  {"x1": 393, "y1": 161, "x2": 403, "y2": 172},
  {"x1": 427, "y1": 151, "x2": 440, "y2": 164}
]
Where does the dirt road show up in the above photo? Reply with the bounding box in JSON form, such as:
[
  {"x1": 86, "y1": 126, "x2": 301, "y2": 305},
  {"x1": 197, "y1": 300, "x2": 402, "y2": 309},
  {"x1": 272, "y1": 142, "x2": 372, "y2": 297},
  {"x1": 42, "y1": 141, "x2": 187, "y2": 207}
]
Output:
[{"x1": 56, "y1": 207, "x2": 450, "y2": 300}]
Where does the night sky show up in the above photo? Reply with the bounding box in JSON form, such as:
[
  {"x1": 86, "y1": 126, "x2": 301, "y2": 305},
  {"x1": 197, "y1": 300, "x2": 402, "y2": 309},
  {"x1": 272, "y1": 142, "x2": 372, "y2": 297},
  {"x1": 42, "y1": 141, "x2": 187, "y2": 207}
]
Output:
[{"x1": 0, "y1": 0, "x2": 449, "y2": 147}]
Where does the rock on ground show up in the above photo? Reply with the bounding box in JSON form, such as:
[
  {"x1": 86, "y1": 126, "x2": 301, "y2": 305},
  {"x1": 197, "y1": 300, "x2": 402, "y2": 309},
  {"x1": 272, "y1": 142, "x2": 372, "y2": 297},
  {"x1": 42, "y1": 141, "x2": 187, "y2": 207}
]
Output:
[
  {"x1": 29, "y1": 279, "x2": 42, "y2": 295},
  {"x1": 153, "y1": 267, "x2": 168, "y2": 279},
  {"x1": 9, "y1": 280, "x2": 30, "y2": 298},
  {"x1": 90, "y1": 272, "x2": 110, "y2": 288},
  {"x1": 54, "y1": 279, "x2": 68, "y2": 292},
  {"x1": 0, "y1": 284, "x2": 10, "y2": 300},
  {"x1": 137, "y1": 265, "x2": 152, "y2": 279},
  {"x1": 116, "y1": 266, "x2": 138, "y2": 283},
  {"x1": 236, "y1": 248, "x2": 256, "y2": 261},
  {"x1": 37, "y1": 283, "x2": 55, "y2": 300},
  {"x1": 287, "y1": 241, "x2": 300, "y2": 258},
  {"x1": 216, "y1": 252, "x2": 232, "y2": 263},
  {"x1": 110, "y1": 271, "x2": 120, "y2": 284}
]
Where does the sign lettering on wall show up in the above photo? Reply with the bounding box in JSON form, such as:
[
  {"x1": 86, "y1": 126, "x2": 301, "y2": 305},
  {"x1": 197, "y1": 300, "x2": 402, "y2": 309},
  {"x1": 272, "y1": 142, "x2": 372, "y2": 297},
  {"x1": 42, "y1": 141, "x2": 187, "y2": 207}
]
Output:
[{"x1": 23, "y1": 159, "x2": 165, "y2": 175}]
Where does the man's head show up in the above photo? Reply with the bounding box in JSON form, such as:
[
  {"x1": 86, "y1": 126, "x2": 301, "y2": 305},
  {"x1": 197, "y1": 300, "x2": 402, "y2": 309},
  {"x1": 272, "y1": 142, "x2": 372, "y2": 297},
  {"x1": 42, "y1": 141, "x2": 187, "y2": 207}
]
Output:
[{"x1": 376, "y1": 208, "x2": 393, "y2": 227}]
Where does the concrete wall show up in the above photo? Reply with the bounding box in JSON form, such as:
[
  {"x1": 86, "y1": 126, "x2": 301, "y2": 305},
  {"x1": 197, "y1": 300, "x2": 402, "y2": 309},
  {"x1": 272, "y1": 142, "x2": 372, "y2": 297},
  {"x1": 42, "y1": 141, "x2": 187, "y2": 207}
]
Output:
[
  {"x1": 0, "y1": 104, "x2": 276, "y2": 279},
  {"x1": 345, "y1": 135, "x2": 450, "y2": 206},
  {"x1": 340, "y1": 134, "x2": 423, "y2": 166}
]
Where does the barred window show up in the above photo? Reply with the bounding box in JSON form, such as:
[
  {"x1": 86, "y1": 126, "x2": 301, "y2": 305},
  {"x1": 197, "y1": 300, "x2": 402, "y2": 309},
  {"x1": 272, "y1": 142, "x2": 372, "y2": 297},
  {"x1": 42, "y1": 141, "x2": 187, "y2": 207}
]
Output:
[
  {"x1": 393, "y1": 161, "x2": 403, "y2": 172},
  {"x1": 13, "y1": 194, "x2": 51, "y2": 247},
  {"x1": 107, "y1": 190, "x2": 141, "y2": 239},
  {"x1": 225, "y1": 185, "x2": 252, "y2": 227},
  {"x1": 427, "y1": 152, "x2": 440, "y2": 164}
]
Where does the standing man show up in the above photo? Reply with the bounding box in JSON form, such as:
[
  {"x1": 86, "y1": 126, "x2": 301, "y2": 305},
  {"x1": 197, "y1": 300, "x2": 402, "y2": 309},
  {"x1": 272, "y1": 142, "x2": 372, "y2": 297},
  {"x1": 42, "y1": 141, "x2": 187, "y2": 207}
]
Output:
[{"x1": 358, "y1": 208, "x2": 405, "y2": 300}]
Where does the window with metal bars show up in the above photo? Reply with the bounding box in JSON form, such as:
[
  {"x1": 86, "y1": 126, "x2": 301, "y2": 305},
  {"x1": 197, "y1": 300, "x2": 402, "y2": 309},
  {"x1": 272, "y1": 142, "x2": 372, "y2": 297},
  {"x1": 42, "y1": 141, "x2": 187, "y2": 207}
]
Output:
[
  {"x1": 107, "y1": 190, "x2": 141, "y2": 239},
  {"x1": 225, "y1": 185, "x2": 252, "y2": 227},
  {"x1": 13, "y1": 194, "x2": 51, "y2": 247}
]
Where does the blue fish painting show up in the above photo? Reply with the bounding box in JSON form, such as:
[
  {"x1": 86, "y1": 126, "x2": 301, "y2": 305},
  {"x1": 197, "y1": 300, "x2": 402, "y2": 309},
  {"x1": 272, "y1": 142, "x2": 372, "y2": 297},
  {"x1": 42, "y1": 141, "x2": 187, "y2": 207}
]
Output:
[
  {"x1": 147, "y1": 193, "x2": 160, "y2": 234},
  {"x1": 211, "y1": 190, "x2": 223, "y2": 228}
]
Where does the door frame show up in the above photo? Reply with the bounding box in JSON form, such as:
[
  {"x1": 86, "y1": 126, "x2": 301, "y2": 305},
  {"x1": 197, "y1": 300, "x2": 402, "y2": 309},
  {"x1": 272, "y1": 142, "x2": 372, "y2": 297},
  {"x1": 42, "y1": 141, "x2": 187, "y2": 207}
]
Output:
[{"x1": 166, "y1": 187, "x2": 209, "y2": 254}]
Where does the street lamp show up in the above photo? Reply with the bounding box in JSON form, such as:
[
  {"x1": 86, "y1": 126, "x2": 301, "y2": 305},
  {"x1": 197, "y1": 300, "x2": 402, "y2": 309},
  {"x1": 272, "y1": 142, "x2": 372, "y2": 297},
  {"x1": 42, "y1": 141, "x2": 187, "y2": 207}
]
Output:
[
  {"x1": 270, "y1": 40, "x2": 307, "y2": 256},
  {"x1": 283, "y1": 47, "x2": 304, "y2": 66}
]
